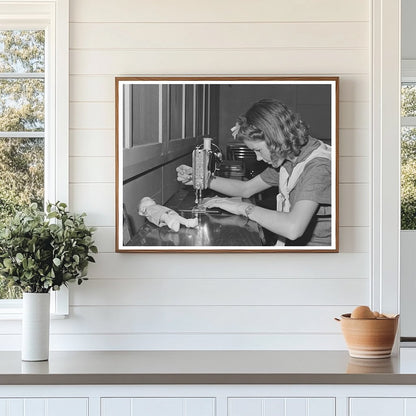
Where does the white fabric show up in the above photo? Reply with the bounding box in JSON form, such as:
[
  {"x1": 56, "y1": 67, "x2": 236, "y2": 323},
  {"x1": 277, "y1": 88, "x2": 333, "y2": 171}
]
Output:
[{"x1": 275, "y1": 142, "x2": 332, "y2": 245}]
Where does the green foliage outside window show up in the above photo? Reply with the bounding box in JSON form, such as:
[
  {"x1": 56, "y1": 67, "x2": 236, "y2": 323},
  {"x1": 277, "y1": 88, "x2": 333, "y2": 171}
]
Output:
[
  {"x1": 402, "y1": 84, "x2": 416, "y2": 118},
  {"x1": 0, "y1": 30, "x2": 45, "y2": 299},
  {"x1": 401, "y1": 127, "x2": 416, "y2": 229},
  {"x1": 401, "y1": 83, "x2": 416, "y2": 230}
]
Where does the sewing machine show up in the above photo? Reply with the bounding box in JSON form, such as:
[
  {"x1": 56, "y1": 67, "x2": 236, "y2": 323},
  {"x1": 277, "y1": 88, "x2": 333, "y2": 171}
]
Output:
[{"x1": 192, "y1": 137, "x2": 222, "y2": 207}]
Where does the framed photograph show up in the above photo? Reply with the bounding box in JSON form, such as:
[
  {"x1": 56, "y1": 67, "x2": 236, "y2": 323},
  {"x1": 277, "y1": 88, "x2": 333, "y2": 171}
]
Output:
[{"x1": 116, "y1": 77, "x2": 338, "y2": 253}]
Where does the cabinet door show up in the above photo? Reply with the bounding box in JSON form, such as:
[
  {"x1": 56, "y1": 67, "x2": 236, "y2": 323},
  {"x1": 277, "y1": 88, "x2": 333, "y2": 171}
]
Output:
[
  {"x1": 0, "y1": 398, "x2": 88, "y2": 416},
  {"x1": 350, "y1": 398, "x2": 404, "y2": 416},
  {"x1": 101, "y1": 397, "x2": 215, "y2": 416},
  {"x1": 350, "y1": 398, "x2": 416, "y2": 416},
  {"x1": 228, "y1": 398, "x2": 335, "y2": 416}
]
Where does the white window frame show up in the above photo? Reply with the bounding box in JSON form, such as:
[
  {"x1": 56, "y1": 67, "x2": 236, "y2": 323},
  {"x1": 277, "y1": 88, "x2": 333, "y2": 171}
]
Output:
[
  {"x1": 400, "y1": 60, "x2": 416, "y2": 340},
  {"x1": 401, "y1": 60, "x2": 416, "y2": 126},
  {"x1": 371, "y1": 0, "x2": 401, "y2": 320},
  {"x1": 0, "y1": 0, "x2": 69, "y2": 317}
]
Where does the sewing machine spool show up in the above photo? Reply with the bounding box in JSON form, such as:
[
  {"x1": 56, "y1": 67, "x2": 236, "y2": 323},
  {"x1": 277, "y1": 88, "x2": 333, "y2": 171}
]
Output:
[{"x1": 192, "y1": 138, "x2": 223, "y2": 205}]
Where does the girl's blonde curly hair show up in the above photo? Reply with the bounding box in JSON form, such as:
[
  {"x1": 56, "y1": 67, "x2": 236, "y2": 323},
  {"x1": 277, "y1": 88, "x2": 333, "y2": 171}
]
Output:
[{"x1": 235, "y1": 99, "x2": 310, "y2": 167}]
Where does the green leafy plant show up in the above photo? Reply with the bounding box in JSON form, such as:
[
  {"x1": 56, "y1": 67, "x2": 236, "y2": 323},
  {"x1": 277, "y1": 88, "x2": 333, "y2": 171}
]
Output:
[{"x1": 0, "y1": 202, "x2": 97, "y2": 293}]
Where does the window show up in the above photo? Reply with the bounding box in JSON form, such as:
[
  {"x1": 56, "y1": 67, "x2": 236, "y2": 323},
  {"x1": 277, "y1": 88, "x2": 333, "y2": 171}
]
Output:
[
  {"x1": 129, "y1": 84, "x2": 159, "y2": 147},
  {"x1": 0, "y1": 0, "x2": 69, "y2": 314},
  {"x1": 122, "y1": 82, "x2": 214, "y2": 184},
  {"x1": 169, "y1": 85, "x2": 184, "y2": 140},
  {"x1": 401, "y1": 63, "x2": 416, "y2": 230},
  {"x1": 0, "y1": 30, "x2": 45, "y2": 300}
]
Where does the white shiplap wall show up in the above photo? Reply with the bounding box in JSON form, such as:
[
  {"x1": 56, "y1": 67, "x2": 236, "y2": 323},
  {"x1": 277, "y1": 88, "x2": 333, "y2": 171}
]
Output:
[{"x1": 50, "y1": 0, "x2": 372, "y2": 350}]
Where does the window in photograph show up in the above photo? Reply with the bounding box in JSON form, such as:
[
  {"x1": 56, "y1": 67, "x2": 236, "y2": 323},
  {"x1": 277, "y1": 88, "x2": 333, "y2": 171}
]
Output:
[
  {"x1": 184, "y1": 85, "x2": 194, "y2": 138},
  {"x1": 129, "y1": 84, "x2": 160, "y2": 147},
  {"x1": 169, "y1": 84, "x2": 184, "y2": 140},
  {"x1": 195, "y1": 84, "x2": 204, "y2": 137}
]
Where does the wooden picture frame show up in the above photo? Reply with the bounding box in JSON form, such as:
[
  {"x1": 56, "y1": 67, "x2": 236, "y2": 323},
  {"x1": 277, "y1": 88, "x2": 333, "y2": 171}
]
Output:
[{"x1": 116, "y1": 77, "x2": 339, "y2": 253}]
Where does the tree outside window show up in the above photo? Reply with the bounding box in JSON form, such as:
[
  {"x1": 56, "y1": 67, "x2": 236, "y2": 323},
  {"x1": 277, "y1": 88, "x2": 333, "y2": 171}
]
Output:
[{"x1": 0, "y1": 30, "x2": 45, "y2": 299}]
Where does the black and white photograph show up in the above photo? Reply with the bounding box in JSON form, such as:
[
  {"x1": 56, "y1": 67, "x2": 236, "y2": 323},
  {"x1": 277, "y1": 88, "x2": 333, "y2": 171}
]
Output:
[{"x1": 116, "y1": 77, "x2": 338, "y2": 252}]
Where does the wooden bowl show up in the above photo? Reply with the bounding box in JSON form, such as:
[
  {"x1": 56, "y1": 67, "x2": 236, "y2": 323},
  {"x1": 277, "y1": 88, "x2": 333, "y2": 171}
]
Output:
[{"x1": 337, "y1": 313, "x2": 399, "y2": 359}]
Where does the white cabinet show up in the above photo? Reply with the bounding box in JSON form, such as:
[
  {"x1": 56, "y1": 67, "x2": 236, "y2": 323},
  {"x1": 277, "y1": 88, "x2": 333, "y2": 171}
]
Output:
[
  {"x1": 3, "y1": 385, "x2": 416, "y2": 416},
  {"x1": 101, "y1": 397, "x2": 215, "y2": 416},
  {"x1": 350, "y1": 398, "x2": 416, "y2": 416},
  {"x1": 228, "y1": 397, "x2": 335, "y2": 416},
  {"x1": 0, "y1": 398, "x2": 88, "y2": 416}
]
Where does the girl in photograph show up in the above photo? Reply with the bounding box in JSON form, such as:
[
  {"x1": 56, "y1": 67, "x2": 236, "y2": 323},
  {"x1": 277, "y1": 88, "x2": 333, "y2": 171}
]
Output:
[{"x1": 176, "y1": 99, "x2": 332, "y2": 246}]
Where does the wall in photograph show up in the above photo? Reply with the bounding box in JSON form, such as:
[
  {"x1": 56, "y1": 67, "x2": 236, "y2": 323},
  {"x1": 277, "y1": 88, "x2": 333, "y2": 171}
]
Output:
[
  {"x1": 0, "y1": 0, "x2": 371, "y2": 351},
  {"x1": 218, "y1": 84, "x2": 332, "y2": 151}
]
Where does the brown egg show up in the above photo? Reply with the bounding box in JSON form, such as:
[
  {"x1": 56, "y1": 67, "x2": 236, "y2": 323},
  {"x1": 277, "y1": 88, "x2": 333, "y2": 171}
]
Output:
[{"x1": 351, "y1": 305, "x2": 376, "y2": 319}]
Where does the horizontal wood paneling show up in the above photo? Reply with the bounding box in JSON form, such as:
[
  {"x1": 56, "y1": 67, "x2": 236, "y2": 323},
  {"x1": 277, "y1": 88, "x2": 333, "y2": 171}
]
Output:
[
  {"x1": 70, "y1": 75, "x2": 115, "y2": 102},
  {"x1": 0, "y1": 333, "x2": 347, "y2": 350},
  {"x1": 70, "y1": 103, "x2": 114, "y2": 129},
  {"x1": 339, "y1": 226, "x2": 369, "y2": 252},
  {"x1": 69, "y1": 183, "x2": 114, "y2": 226},
  {"x1": 339, "y1": 184, "x2": 369, "y2": 227},
  {"x1": 71, "y1": 278, "x2": 368, "y2": 306},
  {"x1": 339, "y1": 102, "x2": 369, "y2": 129},
  {"x1": 69, "y1": 0, "x2": 369, "y2": 23},
  {"x1": 70, "y1": 22, "x2": 368, "y2": 49},
  {"x1": 70, "y1": 157, "x2": 114, "y2": 183},
  {"x1": 339, "y1": 157, "x2": 369, "y2": 183},
  {"x1": 70, "y1": 49, "x2": 368, "y2": 76},
  {"x1": 92, "y1": 227, "x2": 115, "y2": 253},
  {"x1": 0, "y1": 306, "x2": 353, "y2": 335},
  {"x1": 339, "y1": 129, "x2": 369, "y2": 157},
  {"x1": 49, "y1": 306, "x2": 351, "y2": 334},
  {"x1": 70, "y1": 75, "x2": 369, "y2": 103},
  {"x1": 85, "y1": 252, "x2": 369, "y2": 279},
  {"x1": 70, "y1": 130, "x2": 115, "y2": 157},
  {"x1": 339, "y1": 76, "x2": 369, "y2": 102}
]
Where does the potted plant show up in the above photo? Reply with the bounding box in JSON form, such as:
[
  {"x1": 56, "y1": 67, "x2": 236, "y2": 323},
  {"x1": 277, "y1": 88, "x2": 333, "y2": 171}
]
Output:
[{"x1": 0, "y1": 202, "x2": 97, "y2": 361}]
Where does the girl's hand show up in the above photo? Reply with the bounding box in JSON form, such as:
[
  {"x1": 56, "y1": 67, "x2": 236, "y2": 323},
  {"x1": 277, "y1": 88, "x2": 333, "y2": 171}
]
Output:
[
  {"x1": 203, "y1": 197, "x2": 252, "y2": 217},
  {"x1": 176, "y1": 165, "x2": 193, "y2": 185}
]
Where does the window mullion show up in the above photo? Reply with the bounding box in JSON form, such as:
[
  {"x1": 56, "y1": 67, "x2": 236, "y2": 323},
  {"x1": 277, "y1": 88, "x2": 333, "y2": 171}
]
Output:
[
  {"x1": 0, "y1": 132, "x2": 45, "y2": 138},
  {"x1": 0, "y1": 73, "x2": 44, "y2": 79},
  {"x1": 401, "y1": 117, "x2": 416, "y2": 127}
]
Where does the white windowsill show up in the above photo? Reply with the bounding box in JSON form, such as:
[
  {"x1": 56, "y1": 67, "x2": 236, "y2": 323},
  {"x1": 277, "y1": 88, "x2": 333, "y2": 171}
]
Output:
[
  {"x1": 0, "y1": 286, "x2": 69, "y2": 319},
  {"x1": 0, "y1": 312, "x2": 67, "y2": 320}
]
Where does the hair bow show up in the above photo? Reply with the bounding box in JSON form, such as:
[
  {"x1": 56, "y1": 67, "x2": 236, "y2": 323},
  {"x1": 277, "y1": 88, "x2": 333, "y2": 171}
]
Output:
[{"x1": 230, "y1": 122, "x2": 240, "y2": 139}]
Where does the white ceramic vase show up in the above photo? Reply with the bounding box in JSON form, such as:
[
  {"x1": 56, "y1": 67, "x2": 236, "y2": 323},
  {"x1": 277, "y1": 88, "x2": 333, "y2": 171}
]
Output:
[{"x1": 22, "y1": 292, "x2": 50, "y2": 361}]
